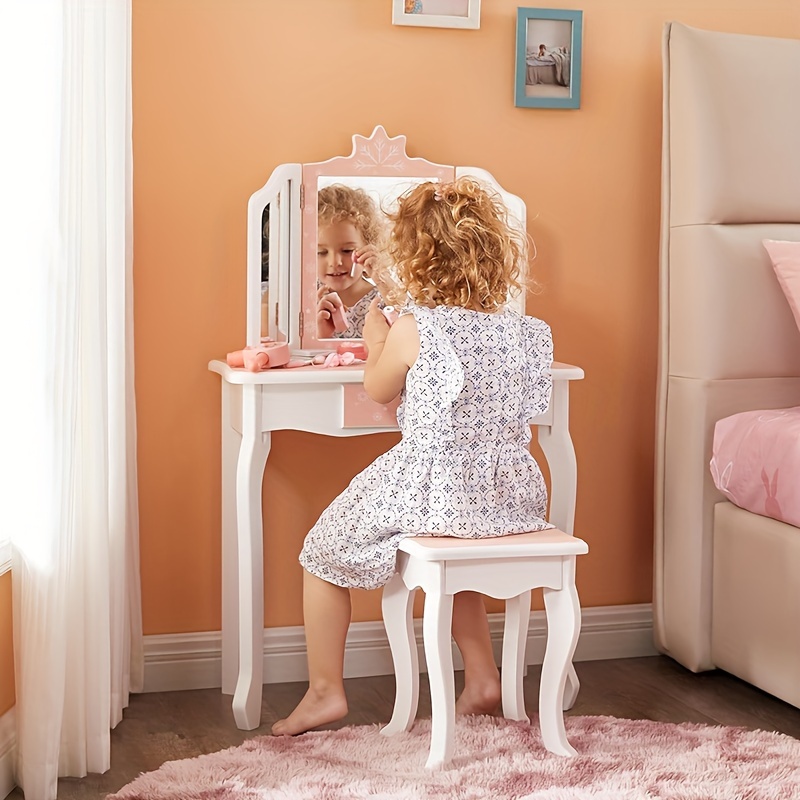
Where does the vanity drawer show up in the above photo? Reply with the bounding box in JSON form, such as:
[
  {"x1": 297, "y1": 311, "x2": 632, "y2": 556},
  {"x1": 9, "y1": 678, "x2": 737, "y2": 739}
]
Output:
[{"x1": 342, "y1": 385, "x2": 399, "y2": 428}]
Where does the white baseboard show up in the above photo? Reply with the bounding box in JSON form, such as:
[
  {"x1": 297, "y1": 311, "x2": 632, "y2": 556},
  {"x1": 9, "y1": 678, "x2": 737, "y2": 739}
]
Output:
[
  {"x1": 143, "y1": 603, "x2": 657, "y2": 693},
  {"x1": 0, "y1": 708, "x2": 16, "y2": 800}
]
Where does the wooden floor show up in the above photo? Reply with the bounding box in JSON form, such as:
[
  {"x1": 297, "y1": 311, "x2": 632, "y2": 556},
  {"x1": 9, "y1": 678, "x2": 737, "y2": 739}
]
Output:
[{"x1": 15, "y1": 656, "x2": 800, "y2": 799}]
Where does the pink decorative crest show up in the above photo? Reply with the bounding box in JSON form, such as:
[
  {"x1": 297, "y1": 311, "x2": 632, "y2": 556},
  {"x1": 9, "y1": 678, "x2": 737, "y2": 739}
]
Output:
[{"x1": 350, "y1": 127, "x2": 408, "y2": 172}]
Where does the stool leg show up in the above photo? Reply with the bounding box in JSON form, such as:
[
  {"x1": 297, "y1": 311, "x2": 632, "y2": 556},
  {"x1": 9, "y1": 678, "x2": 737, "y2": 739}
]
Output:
[
  {"x1": 501, "y1": 590, "x2": 531, "y2": 723},
  {"x1": 563, "y1": 663, "x2": 580, "y2": 711},
  {"x1": 539, "y1": 557, "x2": 581, "y2": 757},
  {"x1": 423, "y1": 590, "x2": 455, "y2": 769},
  {"x1": 381, "y1": 573, "x2": 420, "y2": 736}
]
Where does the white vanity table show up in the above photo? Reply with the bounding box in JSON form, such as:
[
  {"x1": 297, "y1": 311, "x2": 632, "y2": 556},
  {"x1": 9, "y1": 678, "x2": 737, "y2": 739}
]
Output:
[{"x1": 208, "y1": 127, "x2": 584, "y2": 730}]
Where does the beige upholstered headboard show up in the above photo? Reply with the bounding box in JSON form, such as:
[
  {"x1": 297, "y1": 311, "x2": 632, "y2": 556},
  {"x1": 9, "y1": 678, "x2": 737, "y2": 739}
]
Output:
[{"x1": 654, "y1": 22, "x2": 800, "y2": 670}]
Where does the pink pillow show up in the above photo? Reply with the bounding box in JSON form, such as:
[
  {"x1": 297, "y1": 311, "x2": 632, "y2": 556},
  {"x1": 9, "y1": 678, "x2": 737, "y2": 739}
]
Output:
[{"x1": 763, "y1": 239, "x2": 800, "y2": 334}]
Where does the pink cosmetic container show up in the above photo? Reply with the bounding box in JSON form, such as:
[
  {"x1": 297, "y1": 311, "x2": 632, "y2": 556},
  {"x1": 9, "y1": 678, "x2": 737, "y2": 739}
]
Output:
[{"x1": 226, "y1": 341, "x2": 291, "y2": 371}]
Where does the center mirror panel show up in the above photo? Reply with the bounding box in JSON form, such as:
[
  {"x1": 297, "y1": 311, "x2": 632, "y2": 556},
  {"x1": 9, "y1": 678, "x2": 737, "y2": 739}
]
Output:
[
  {"x1": 315, "y1": 175, "x2": 434, "y2": 341},
  {"x1": 300, "y1": 127, "x2": 454, "y2": 353}
]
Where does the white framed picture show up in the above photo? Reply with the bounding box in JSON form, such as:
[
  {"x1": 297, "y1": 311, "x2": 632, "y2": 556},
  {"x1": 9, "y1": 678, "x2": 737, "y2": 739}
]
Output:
[{"x1": 392, "y1": 0, "x2": 480, "y2": 30}]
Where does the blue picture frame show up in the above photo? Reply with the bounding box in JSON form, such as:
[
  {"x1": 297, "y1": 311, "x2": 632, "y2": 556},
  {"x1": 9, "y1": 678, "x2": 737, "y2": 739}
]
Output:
[{"x1": 515, "y1": 8, "x2": 582, "y2": 109}]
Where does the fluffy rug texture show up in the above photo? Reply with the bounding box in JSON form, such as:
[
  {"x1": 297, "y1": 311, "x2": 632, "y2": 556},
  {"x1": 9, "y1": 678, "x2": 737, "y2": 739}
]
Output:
[{"x1": 108, "y1": 715, "x2": 800, "y2": 799}]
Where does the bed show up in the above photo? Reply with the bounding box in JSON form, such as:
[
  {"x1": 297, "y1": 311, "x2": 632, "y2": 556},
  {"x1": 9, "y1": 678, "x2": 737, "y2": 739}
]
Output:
[
  {"x1": 655, "y1": 22, "x2": 800, "y2": 708},
  {"x1": 526, "y1": 51, "x2": 570, "y2": 86}
]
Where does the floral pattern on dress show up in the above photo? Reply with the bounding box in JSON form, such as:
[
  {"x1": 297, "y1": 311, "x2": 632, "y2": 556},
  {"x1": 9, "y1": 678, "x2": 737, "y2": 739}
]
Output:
[{"x1": 300, "y1": 304, "x2": 554, "y2": 590}]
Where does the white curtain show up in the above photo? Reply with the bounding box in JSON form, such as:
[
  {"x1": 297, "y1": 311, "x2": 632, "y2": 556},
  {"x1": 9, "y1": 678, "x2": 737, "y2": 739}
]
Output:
[{"x1": 0, "y1": 1, "x2": 142, "y2": 798}]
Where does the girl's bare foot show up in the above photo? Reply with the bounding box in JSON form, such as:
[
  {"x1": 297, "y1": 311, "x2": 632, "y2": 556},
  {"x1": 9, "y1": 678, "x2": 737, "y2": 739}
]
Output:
[
  {"x1": 271, "y1": 686, "x2": 348, "y2": 736},
  {"x1": 456, "y1": 679, "x2": 502, "y2": 716}
]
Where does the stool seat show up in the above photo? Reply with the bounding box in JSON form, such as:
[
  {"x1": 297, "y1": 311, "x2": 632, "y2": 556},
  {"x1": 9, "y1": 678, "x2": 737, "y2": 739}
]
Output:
[
  {"x1": 399, "y1": 529, "x2": 589, "y2": 559},
  {"x1": 381, "y1": 528, "x2": 588, "y2": 769}
]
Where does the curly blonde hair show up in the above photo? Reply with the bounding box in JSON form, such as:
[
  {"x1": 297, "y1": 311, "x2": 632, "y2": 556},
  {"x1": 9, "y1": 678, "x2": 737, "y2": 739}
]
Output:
[
  {"x1": 385, "y1": 177, "x2": 527, "y2": 311},
  {"x1": 317, "y1": 184, "x2": 386, "y2": 247}
]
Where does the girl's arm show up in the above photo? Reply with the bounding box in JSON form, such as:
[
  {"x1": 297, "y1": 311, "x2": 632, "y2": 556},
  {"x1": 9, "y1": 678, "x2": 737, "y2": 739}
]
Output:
[{"x1": 362, "y1": 299, "x2": 419, "y2": 404}]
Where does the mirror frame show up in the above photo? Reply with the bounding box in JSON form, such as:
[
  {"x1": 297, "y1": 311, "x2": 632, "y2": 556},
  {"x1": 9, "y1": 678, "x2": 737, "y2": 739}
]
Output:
[{"x1": 300, "y1": 126, "x2": 453, "y2": 353}]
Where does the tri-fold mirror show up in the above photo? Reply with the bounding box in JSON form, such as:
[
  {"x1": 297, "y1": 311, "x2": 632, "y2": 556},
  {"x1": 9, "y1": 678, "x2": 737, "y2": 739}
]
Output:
[{"x1": 246, "y1": 126, "x2": 527, "y2": 353}]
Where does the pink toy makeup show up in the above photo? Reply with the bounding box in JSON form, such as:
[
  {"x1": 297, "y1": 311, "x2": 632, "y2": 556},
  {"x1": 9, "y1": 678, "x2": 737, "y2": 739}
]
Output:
[
  {"x1": 350, "y1": 251, "x2": 360, "y2": 278},
  {"x1": 381, "y1": 305, "x2": 399, "y2": 326},
  {"x1": 311, "y1": 351, "x2": 363, "y2": 368},
  {"x1": 337, "y1": 341, "x2": 368, "y2": 360},
  {"x1": 226, "y1": 341, "x2": 291, "y2": 371}
]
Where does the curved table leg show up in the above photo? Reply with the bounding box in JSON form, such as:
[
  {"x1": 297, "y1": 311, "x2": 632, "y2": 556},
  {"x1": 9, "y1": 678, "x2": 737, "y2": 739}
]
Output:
[
  {"x1": 221, "y1": 381, "x2": 243, "y2": 696},
  {"x1": 232, "y1": 385, "x2": 271, "y2": 730},
  {"x1": 537, "y1": 378, "x2": 581, "y2": 714}
]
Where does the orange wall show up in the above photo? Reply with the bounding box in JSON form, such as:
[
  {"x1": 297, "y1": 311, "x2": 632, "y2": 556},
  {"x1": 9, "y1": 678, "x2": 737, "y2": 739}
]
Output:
[
  {"x1": 0, "y1": 572, "x2": 14, "y2": 715},
  {"x1": 131, "y1": 0, "x2": 800, "y2": 634}
]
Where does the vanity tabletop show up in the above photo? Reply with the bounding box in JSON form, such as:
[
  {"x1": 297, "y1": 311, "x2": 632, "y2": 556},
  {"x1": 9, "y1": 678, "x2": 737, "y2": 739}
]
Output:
[
  {"x1": 208, "y1": 359, "x2": 584, "y2": 385},
  {"x1": 209, "y1": 359, "x2": 373, "y2": 385}
]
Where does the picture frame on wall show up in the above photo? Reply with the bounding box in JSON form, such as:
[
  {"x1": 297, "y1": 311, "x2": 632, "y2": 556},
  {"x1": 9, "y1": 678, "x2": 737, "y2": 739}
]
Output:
[
  {"x1": 392, "y1": 0, "x2": 480, "y2": 30},
  {"x1": 515, "y1": 8, "x2": 583, "y2": 109}
]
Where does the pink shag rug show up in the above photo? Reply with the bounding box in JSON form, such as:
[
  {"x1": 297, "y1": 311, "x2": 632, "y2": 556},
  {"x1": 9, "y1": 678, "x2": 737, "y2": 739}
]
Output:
[{"x1": 108, "y1": 715, "x2": 800, "y2": 800}]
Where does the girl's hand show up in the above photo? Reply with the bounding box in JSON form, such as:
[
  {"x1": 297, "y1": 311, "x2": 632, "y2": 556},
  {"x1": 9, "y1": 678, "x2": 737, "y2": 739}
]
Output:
[
  {"x1": 354, "y1": 244, "x2": 382, "y2": 281},
  {"x1": 316, "y1": 285, "x2": 344, "y2": 339},
  {"x1": 362, "y1": 297, "x2": 390, "y2": 353},
  {"x1": 355, "y1": 245, "x2": 401, "y2": 302}
]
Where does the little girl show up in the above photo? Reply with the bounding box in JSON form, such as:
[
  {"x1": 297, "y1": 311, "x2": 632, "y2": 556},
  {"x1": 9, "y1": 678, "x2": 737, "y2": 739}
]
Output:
[
  {"x1": 316, "y1": 184, "x2": 388, "y2": 339},
  {"x1": 273, "y1": 177, "x2": 554, "y2": 736}
]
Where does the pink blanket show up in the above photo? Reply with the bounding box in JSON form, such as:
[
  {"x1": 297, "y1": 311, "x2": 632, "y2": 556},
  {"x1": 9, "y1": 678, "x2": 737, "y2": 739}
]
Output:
[{"x1": 710, "y1": 406, "x2": 800, "y2": 528}]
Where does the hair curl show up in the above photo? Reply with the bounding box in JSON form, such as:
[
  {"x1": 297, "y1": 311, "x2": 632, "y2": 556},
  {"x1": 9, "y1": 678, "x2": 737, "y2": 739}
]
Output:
[
  {"x1": 317, "y1": 184, "x2": 386, "y2": 247},
  {"x1": 385, "y1": 177, "x2": 528, "y2": 311}
]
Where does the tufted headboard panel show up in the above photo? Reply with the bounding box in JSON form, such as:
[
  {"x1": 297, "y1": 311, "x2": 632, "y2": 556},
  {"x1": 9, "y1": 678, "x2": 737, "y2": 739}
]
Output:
[{"x1": 667, "y1": 26, "x2": 800, "y2": 227}]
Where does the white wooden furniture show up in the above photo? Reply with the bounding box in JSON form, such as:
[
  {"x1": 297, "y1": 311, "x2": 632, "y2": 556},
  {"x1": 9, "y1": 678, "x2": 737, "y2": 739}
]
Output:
[
  {"x1": 208, "y1": 360, "x2": 584, "y2": 730},
  {"x1": 208, "y1": 126, "x2": 585, "y2": 730},
  {"x1": 381, "y1": 529, "x2": 588, "y2": 768}
]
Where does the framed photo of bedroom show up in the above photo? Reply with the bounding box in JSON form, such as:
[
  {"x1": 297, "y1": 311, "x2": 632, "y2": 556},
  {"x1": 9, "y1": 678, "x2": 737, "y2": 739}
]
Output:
[
  {"x1": 392, "y1": 0, "x2": 481, "y2": 30},
  {"x1": 515, "y1": 8, "x2": 583, "y2": 109}
]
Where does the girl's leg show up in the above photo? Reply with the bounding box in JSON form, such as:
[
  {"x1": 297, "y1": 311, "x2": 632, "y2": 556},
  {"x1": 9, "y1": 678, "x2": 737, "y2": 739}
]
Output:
[
  {"x1": 451, "y1": 591, "x2": 501, "y2": 715},
  {"x1": 272, "y1": 570, "x2": 352, "y2": 735}
]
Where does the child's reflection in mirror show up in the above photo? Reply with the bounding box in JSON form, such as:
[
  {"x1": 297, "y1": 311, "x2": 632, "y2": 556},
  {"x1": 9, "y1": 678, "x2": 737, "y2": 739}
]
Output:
[{"x1": 316, "y1": 184, "x2": 391, "y2": 339}]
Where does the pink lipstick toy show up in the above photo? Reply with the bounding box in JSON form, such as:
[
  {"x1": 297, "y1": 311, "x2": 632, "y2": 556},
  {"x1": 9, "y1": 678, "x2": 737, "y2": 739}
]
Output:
[{"x1": 381, "y1": 305, "x2": 399, "y2": 326}]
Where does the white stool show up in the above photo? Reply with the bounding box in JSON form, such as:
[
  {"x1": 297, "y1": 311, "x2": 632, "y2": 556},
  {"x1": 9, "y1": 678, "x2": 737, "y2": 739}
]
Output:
[{"x1": 380, "y1": 529, "x2": 589, "y2": 769}]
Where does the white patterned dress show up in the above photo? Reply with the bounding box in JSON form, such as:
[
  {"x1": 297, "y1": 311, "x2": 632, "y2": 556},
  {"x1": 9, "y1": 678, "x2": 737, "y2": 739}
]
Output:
[{"x1": 299, "y1": 305, "x2": 554, "y2": 590}]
